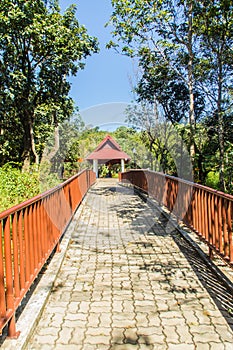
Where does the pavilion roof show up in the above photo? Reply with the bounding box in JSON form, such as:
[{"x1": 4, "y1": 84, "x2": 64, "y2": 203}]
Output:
[{"x1": 86, "y1": 135, "x2": 131, "y2": 161}]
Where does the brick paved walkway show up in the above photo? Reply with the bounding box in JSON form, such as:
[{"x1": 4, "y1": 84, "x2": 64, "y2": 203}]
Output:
[{"x1": 7, "y1": 179, "x2": 233, "y2": 349}]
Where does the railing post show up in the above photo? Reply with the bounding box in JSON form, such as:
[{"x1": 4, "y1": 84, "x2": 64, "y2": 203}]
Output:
[
  {"x1": 227, "y1": 201, "x2": 232, "y2": 263},
  {"x1": 209, "y1": 247, "x2": 214, "y2": 260},
  {"x1": 4, "y1": 217, "x2": 20, "y2": 338},
  {"x1": 7, "y1": 314, "x2": 20, "y2": 339},
  {"x1": 0, "y1": 221, "x2": 6, "y2": 323},
  {"x1": 56, "y1": 241, "x2": 61, "y2": 253}
]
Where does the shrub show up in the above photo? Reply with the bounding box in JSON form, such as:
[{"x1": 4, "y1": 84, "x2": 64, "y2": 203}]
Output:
[
  {"x1": 205, "y1": 171, "x2": 220, "y2": 190},
  {"x1": 38, "y1": 161, "x2": 61, "y2": 193},
  {"x1": 0, "y1": 163, "x2": 40, "y2": 212}
]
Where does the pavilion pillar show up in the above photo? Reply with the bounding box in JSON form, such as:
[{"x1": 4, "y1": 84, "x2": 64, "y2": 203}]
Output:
[
  {"x1": 121, "y1": 159, "x2": 125, "y2": 173},
  {"x1": 93, "y1": 159, "x2": 98, "y2": 178}
]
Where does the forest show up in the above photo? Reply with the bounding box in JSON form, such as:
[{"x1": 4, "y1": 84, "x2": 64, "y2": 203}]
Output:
[{"x1": 0, "y1": 0, "x2": 232, "y2": 212}]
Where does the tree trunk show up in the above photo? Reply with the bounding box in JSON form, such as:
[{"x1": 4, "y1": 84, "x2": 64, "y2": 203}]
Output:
[
  {"x1": 217, "y1": 57, "x2": 225, "y2": 192},
  {"x1": 187, "y1": 0, "x2": 196, "y2": 162},
  {"x1": 21, "y1": 113, "x2": 33, "y2": 170},
  {"x1": 29, "y1": 118, "x2": 40, "y2": 166},
  {"x1": 41, "y1": 124, "x2": 60, "y2": 162}
]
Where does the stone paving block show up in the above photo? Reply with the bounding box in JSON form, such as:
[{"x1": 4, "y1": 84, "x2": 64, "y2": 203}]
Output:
[
  {"x1": 44, "y1": 305, "x2": 67, "y2": 315},
  {"x1": 192, "y1": 331, "x2": 221, "y2": 343},
  {"x1": 85, "y1": 327, "x2": 111, "y2": 337},
  {"x1": 225, "y1": 343, "x2": 233, "y2": 350},
  {"x1": 134, "y1": 300, "x2": 156, "y2": 308},
  {"x1": 112, "y1": 319, "x2": 137, "y2": 329},
  {"x1": 67, "y1": 301, "x2": 80, "y2": 313},
  {"x1": 69, "y1": 326, "x2": 86, "y2": 344},
  {"x1": 123, "y1": 326, "x2": 138, "y2": 338},
  {"x1": 135, "y1": 313, "x2": 149, "y2": 326},
  {"x1": 37, "y1": 326, "x2": 60, "y2": 338},
  {"x1": 55, "y1": 345, "x2": 82, "y2": 350},
  {"x1": 189, "y1": 324, "x2": 219, "y2": 335},
  {"x1": 57, "y1": 327, "x2": 73, "y2": 344},
  {"x1": 85, "y1": 334, "x2": 110, "y2": 345},
  {"x1": 99, "y1": 312, "x2": 112, "y2": 326},
  {"x1": 215, "y1": 324, "x2": 233, "y2": 343},
  {"x1": 182, "y1": 310, "x2": 199, "y2": 324},
  {"x1": 50, "y1": 312, "x2": 65, "y2": 324},
  {"x1": 62, "y1": 318, "x2": 86, "y2": 328},
  {"x1": 111, "y1": 327, "x2": 125, "y2": 345},
  {"x1": 163, "y1": 325, "x2": 180, "y2": 343},
  {"x1": 138, "y1": 345, "x2": 154, "y2": 350},
  {"x1": 194, "y1": 343, "x2": 210, "y2": 350},
  {"x1": 148, "y1": 345, "x2": 167, "y2": 350},
  {"x1": 109, "y1": 345, "x2": 139, "y2": 350},
  {"x1": 147, "y1": 315, "x2": 163, "y2": 327},
  {"x1": 140, "y1": 332, "x2": 165, "y2": 345},
  {"x1": 90, "y1": 300, "x2": 112, "y2": 308},
  {"x1": 29, "y1": 334, "x2": 57, "y2": 345},
  {"x1": 162, "y1": 317, "x2": 184, "y2": 326},
  {"x1": 49, "y1": 317, "x2": 66, "y2": 329},
  {"x1": 168, "y1": 345, "x2": 195, "y2": 350},
  {"x1": 209, "y1": 343, "x2": 226, "y2": 350},
  {"x1": 137, "y1": 326, "x2": 164, "y2": 337},
  {"x1": 193, "y1": 309, "x2": 212, "y2": 324},
  {"x1": 95, "y1": 345, "x2": 111, "y2": 350},
  {"x1": 113, "y1": 312, "x2": 135, "y2": 321},
  {"x1": 90, "y1": 305, "x2": 111, "y2": 313},
  {"x1": 175, "y1": 325, "x2": 193, "y2": 343},
  {"x1": 159, "y1": 310, "x2": 184, "y2": 319},
  {"x1": 75, "y1": 301, "x2": 89, "y2": 313}
]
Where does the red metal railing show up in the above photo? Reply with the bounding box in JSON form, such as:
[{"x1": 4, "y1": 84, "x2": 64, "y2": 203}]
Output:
[
  {"x1": 0, "y1": 169, "x2": 95, "y2": 338},
  {"x1": 119, "y1": 170, "x2": 233, "y2": 266}
]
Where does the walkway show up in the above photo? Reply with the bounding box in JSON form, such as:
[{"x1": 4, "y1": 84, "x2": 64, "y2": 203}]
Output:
[{"x1": 3, "y1": 179, "x2": 233, "y2": 349}]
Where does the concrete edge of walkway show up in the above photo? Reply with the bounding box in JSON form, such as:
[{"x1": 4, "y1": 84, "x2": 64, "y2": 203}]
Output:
[
  {"x1": 131, "y1": 185, "x2": 233, "y2": 296},
  {"x1": 1, "y1": 200, "x2": 86, "y2": 350}
]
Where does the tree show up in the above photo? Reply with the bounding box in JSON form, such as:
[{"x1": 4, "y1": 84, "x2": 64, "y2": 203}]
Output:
[
  {"x1": 193, "y1": 0, "x2": 233, "y2": 191},
  {"x1": 108, "y1": 1, "x2": 233, "y2": 188},
  {"x1": 0, "y1": 0, "x2": 98, "y2": 166},
  {"x1": 107, "y1": 0, "x2": 198, "y2": 159},
  {"x1": 136, "y1": 50, "x2": 191, "y2": 124},
  {"x1": 125, "y1": 102, "x2": 193, "y2": 179}
]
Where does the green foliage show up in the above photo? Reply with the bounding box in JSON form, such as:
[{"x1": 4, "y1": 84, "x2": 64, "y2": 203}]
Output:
[
  {"x1": 0, "y1": 163, "x2": 40, "y2": 212},
  {"x1": 38, "y1": 161, "x2": 61, "y2": 193},
  {"x1": 0, "y1": 0, "x2": 98, "y2": 165},
  {"x1": 205, "y1": 171, "x2": 220, "y2": 191},
  {"x1": 99, "y1": 165, "x2": 110, "y2": 178}
]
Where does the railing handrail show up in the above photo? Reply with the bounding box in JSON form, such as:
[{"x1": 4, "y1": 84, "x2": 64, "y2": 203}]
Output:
[
  {"x1": 0, "y1": 169, "x2": 96, "y2": 338},
  {"x1": 124, "y1": 169, "x2": 233, "y2": 201},
  {"x1": 119, "y1": 169, "x2": 233, "y2": 266},
  {"x1": 0, "y1": 169, "x2": 90, "y2": 220}
]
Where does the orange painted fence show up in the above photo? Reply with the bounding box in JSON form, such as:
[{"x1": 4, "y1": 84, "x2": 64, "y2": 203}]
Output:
[
  {"x1": 0, "y1": 169, "x2": 95, "y2": 338},
  {"x1": 119, "y1": 170, "x2": 233, "y2": 266}
]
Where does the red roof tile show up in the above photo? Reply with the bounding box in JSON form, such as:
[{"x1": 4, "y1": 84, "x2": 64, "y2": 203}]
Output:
[{"x1": 86, "y1": 135, "x2": 131, "y2": 161}]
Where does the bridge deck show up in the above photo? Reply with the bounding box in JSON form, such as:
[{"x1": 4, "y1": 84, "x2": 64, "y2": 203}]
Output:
[{"x1": 3, "y1": 179, "x2": 233, "y2": 349}]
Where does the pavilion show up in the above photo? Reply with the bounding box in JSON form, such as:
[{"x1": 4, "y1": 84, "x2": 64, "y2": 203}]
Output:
[{"x1": 86, "y1": 135, "x2": 131, "y2": 177}]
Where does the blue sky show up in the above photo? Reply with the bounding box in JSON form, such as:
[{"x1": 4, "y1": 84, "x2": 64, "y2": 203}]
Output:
[{"x1": 59, "y1": 0, "x2": 135, "y2": 115}]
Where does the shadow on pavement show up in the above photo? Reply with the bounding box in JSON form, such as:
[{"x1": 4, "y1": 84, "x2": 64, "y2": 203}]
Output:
[{"x1": 110, "y1": 184, "x2": 233, "y2": 331}]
